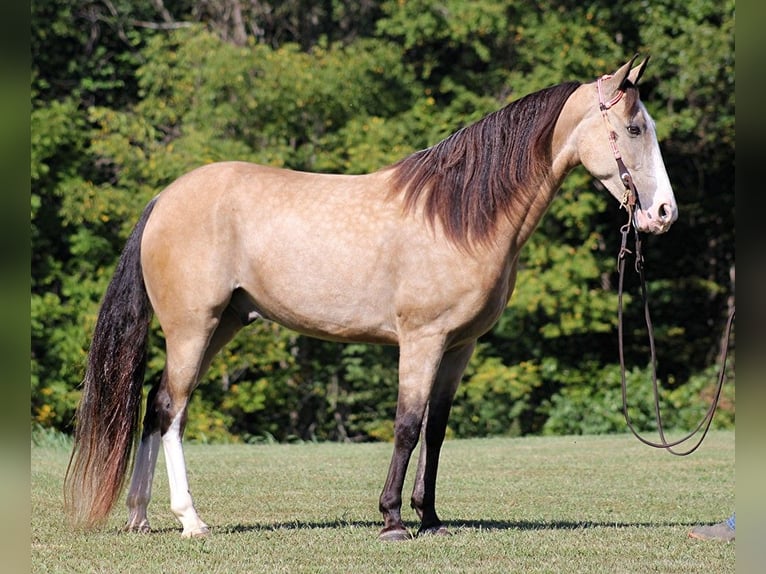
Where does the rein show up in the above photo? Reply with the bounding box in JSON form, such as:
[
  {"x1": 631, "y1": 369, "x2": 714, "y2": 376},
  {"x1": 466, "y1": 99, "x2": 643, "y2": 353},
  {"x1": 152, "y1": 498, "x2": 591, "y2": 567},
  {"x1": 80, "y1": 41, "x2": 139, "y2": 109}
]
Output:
[{"x1": 598, "y1": 76, "x2": 735, "y2": 456}]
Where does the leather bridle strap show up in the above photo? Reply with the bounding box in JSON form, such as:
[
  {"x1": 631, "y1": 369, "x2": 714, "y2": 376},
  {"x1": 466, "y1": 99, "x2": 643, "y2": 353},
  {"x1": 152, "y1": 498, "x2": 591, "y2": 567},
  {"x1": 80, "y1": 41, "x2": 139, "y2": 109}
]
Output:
[{"x1": 596, "y1": 75, "x2": 642, "y2": 214}]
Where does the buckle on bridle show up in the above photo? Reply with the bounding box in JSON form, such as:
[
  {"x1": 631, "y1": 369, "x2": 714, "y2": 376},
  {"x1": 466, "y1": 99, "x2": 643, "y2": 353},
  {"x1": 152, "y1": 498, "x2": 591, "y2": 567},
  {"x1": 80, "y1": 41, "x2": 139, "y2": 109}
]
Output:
[{"x1": 620, "y1": 189, "x2": 633, "y2": 209}]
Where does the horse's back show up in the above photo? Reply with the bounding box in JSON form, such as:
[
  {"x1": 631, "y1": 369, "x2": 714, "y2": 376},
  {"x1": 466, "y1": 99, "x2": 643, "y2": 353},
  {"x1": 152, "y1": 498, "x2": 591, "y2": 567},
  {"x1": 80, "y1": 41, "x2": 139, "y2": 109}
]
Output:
[{"x1": 143, "y1": 160, "x2": 395, "y2": 252}]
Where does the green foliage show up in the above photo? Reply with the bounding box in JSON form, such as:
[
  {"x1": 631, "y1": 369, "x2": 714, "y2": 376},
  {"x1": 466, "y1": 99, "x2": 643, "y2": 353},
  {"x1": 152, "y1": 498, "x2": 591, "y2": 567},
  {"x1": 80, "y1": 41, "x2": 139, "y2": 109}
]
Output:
[
  {"x1": 503, "y1": 208, "x2": 617, "y2": 340},
  {"x1": 632, "y1": 0, "x2": 735, "y2": 151},
  {"x1": 31, "y1": 0, "x2": 735, "y2": 442},
  {"x1": 135, "y1": 28, "x2": 418, "y2": 171},
  {"x1": 378, "y1": 0, "x2": 512, "y2": 83},
  {"x1": 31, "y1": 423, "x2": 72, "y2": 449},
  {"x1": 542, "y1": 361, "x2": 735, "y2": 436},
  {"x1": 451, "y1": 351, "x2": 548, "y2": 437},
  {"x1": 31, "y1": 0, "x2": 151, "y2": 107}
]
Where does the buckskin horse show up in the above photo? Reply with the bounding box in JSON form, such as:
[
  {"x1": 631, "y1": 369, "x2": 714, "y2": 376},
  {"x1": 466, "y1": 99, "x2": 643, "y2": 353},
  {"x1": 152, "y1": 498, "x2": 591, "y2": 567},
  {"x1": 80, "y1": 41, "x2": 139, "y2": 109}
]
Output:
[{"x1": 65, "y1": 56, "x2": 677, "y2": 540}]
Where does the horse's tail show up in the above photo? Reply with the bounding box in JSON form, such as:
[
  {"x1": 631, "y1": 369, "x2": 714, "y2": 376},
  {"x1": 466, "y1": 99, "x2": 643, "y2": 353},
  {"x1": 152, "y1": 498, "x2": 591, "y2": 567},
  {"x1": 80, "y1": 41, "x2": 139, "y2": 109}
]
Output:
[{"x1": 64, "y1": 197, "x2": 158, "y2": 529}]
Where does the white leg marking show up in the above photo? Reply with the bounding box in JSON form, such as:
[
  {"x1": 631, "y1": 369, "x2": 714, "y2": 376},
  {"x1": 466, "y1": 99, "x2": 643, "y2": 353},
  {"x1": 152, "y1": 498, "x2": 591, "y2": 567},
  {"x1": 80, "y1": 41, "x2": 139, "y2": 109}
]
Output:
[
  {"x1": 125, "y1": 431, "x2": 160, "y2": 532},
  {"x1": 163, "y1": 412, "x2": 209, "y2": 537}
]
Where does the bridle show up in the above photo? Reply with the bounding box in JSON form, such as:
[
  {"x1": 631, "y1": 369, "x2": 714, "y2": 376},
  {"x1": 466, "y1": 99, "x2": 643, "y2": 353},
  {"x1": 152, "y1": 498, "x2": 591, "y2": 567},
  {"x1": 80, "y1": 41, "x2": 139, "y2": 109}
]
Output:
[
  {"x1": 597, "y1": 75, "x2": 735, "y2": 456},
  {"x1": 597, "y1": 75, "x2": 642, "y2": 214}
]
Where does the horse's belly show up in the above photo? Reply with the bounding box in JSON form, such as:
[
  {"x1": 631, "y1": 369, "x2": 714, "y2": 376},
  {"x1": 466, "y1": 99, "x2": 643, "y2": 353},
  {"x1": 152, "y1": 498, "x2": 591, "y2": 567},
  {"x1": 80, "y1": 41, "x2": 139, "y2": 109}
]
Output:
[{"x1": 234, "y1": 269, "x2": 399, "y2": 345}]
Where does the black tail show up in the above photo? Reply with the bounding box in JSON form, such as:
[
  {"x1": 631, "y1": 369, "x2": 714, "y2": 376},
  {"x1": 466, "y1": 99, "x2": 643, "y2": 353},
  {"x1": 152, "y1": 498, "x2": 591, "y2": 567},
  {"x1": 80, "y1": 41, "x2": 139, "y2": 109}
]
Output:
[{"x1": 64, "y1": 198, "x2": 158, "y2": 529}]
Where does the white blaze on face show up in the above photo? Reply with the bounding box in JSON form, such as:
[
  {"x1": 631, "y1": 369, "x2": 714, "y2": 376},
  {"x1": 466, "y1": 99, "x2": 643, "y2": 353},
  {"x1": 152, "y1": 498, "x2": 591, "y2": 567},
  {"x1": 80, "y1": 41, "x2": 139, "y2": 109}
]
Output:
[{"x1": 632, "y1": 103, "x2": 677, "y2": 234}]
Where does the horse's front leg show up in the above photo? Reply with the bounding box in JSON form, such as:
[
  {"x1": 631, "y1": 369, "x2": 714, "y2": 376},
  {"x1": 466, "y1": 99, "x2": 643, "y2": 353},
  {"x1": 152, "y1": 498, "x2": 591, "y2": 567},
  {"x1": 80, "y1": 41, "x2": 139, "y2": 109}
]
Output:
[
  {"x1": 411, "y1": 341, "x2": 475, "y2": 536},
  {"x1": 378, "y1": 335, "x2": 446, "y2": 541}
]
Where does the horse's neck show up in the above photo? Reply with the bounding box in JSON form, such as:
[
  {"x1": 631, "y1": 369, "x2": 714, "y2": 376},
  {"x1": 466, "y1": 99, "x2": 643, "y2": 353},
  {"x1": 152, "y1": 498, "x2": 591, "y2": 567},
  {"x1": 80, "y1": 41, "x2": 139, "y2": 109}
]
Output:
[
  {"x1": 550, "y1": 84, "x2": 589, "y2": 177},
  {"x1": 499, "y1": 85, "x2": 589, "y2": 253}
]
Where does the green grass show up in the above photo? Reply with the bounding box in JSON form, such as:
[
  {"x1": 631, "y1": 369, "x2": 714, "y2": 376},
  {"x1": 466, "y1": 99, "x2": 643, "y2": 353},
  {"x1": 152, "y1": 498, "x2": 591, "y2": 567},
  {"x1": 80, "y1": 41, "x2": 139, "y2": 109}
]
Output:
[{"x1": 32, "y1": 432, "x2": 734, "y2": 573}]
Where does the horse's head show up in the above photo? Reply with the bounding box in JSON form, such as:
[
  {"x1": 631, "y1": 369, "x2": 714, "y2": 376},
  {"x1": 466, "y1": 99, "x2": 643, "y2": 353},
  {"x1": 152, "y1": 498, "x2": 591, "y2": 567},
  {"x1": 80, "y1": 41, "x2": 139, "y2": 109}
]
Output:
[{"x1": 577, "y1": 56, "x2": 677, "y2": 234}]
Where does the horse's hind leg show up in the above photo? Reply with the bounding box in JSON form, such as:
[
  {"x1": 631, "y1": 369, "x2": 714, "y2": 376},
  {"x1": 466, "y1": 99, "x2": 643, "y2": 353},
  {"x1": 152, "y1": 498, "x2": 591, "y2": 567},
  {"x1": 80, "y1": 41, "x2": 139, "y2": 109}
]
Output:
[
  {"x1": 124, "y1": 333, "x2": 211, "y2": 537},
  {"x1": 411, "y1": 341, "x2": 475, "y2": 536},
  {"x1": 125, "y1": 399, "x2": 161, "y2": 533},
  {"x1": 125, "y1": 305, "x2": 244, "y2": 536}
]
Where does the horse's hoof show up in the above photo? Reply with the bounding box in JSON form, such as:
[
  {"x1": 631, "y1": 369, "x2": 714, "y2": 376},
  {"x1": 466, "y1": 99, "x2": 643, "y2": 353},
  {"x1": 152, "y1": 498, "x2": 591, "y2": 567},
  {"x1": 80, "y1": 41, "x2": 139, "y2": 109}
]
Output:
[
  {"x1": 418, "y1": 525, "x2": 451, "y2": 537},
  {"x1": 181, "y1": 525, "x2": 210, "y2": 538},
  {"x1": 124, "y1": 521, "x2": 151, "y2": 534},
  {"x1": 378, "y1": 527, "x2": 413, "y2": 542}
]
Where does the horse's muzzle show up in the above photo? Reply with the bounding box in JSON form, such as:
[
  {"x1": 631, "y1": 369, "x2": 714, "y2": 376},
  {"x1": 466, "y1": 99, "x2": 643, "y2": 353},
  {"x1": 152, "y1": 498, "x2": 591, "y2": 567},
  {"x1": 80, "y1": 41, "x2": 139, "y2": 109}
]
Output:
[{"x1": 635, "y1": 202, "x2": 677, "y2": 234}]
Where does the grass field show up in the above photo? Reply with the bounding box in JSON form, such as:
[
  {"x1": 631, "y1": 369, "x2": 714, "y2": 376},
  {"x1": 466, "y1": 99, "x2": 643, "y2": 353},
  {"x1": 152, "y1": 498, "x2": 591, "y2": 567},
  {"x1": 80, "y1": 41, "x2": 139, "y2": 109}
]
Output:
[{"x1": 31, "y1": 432, "x2": 734, "y2": 573}]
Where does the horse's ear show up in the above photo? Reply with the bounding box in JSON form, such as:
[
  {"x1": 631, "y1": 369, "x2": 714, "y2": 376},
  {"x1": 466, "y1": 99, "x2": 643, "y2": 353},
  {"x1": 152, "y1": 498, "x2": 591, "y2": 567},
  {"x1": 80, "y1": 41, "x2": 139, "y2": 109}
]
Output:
[
  {"x1": 626, "y1": 55, "x2": 650, "y2": 87},
  {"x1": 601, "y1": 54, "x2": 639, "y2": 99}
]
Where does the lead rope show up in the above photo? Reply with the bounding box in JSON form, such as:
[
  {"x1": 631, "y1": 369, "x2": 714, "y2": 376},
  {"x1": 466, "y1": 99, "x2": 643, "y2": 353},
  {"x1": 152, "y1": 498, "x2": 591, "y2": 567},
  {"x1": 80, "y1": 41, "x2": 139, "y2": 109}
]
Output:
[{"x1": 617, "y1": 206, "x2": 735, "y2": 455}]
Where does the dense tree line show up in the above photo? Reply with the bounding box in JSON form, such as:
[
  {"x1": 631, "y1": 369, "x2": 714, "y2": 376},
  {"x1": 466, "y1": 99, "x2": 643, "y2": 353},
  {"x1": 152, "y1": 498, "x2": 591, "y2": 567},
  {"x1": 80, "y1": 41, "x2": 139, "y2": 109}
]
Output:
[{"x1": 31, "y1": 0, "x2": 735, "y2": 442}]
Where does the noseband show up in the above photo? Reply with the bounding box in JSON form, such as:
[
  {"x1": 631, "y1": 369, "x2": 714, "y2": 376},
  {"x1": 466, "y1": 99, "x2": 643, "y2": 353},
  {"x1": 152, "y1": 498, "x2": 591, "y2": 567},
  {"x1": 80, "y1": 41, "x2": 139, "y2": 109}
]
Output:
[{"x1": 597, "y1": 75, "x2": 735, "y2": 456}]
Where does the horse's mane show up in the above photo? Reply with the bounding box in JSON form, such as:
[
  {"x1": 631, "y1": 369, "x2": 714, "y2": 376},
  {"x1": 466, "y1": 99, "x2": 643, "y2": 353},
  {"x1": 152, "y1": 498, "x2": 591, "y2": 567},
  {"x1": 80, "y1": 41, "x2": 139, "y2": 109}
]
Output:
[{"x1": 388, "y1": 81, "x2": 581, "y2": 247}]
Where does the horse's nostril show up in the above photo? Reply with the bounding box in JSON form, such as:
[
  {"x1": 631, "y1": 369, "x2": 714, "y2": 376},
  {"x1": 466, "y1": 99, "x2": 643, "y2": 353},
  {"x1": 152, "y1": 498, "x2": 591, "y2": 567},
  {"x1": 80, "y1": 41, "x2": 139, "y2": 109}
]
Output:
[{"x1": 658, "y1": 203, "x2": 673, "y2": 222}]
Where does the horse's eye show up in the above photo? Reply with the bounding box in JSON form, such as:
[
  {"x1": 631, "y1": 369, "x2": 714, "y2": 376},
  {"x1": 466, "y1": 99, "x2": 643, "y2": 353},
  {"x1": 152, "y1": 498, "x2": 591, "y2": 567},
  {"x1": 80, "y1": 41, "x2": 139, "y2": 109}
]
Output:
[{"x1": 627, "y1": 124, "x2": 641, "y2": 136}]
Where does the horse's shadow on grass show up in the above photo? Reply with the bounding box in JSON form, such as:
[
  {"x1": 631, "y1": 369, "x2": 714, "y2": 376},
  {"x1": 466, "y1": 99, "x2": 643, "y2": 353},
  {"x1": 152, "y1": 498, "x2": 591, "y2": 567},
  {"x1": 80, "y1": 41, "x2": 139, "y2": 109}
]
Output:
[{"x1": 199, "y1": 518, "x2": 704, "y2": 536}]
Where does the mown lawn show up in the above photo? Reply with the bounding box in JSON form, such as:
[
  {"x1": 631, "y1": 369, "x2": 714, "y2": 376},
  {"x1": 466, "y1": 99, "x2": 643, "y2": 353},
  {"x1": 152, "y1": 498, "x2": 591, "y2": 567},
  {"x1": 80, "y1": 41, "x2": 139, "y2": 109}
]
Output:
[{"x1": 31, "y1": 432, "x2": 734, "y2": 573}]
